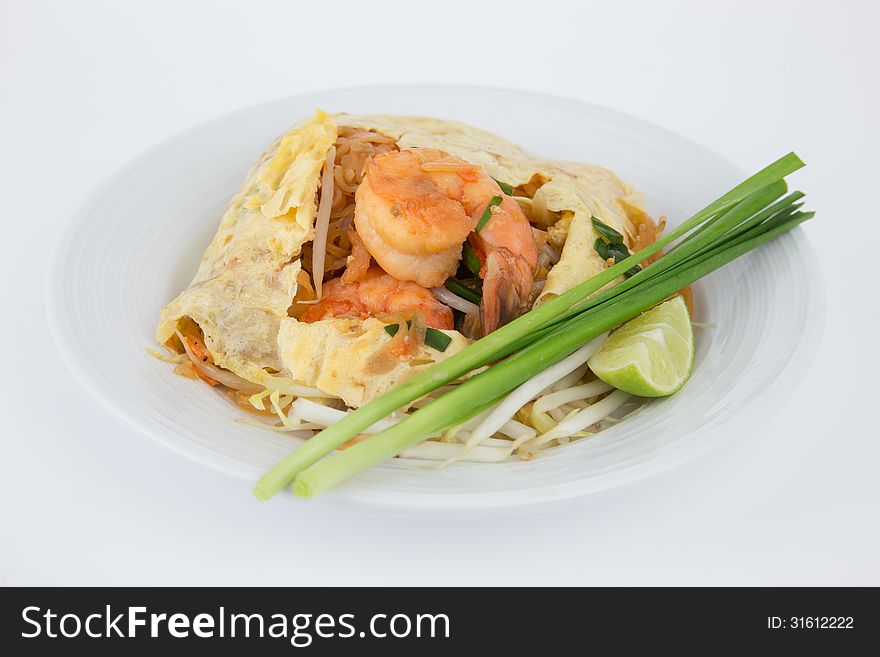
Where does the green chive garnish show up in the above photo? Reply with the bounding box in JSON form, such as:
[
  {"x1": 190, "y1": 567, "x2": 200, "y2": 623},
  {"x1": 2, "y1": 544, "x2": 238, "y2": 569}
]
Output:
[
  {"x1": 591, "y1": 216, "x2": 625, "y2": 243},
  {"x1": 444, "y1": 278, "x2": 482, "y2": 304},
  {"x1": 592, "y1": 216, "x2": 640, "y2": 278},
  {"x1": 493, "y1": 178, "x2": 514, "y2": 195},
  {"x1": 385, "y1": 323, "x2": 451, "y2": 352},
  {"x1": 475, "y1": 196, "x2": 503, "y2": 232},
  {"x1": 462, "y1": 243, "x2": 481, "y2": 275},
  {"x1": 384, "y1": 320, "x2": 412, "y2": 337},
  {"x1": 425, "y1": 328, "x2": 453, "y2": 352}
]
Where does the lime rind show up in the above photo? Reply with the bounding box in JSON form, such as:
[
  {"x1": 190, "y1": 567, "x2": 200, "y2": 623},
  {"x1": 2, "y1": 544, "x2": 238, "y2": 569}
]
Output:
[{"x1": 588, "y1": 296, "x2": 694, "y2": 397}]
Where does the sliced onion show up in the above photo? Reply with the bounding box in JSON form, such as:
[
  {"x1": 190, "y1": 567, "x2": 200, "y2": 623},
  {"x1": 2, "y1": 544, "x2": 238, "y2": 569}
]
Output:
[
  {"x1": 177, "y1": 331, "x2": 263, "y2": 393},
  {"x1": 431, "y1": 287, "x2": 479, "y2": 314},
  {"x1": 312, "y1": 145, "x2": 336, "y2": 299}
]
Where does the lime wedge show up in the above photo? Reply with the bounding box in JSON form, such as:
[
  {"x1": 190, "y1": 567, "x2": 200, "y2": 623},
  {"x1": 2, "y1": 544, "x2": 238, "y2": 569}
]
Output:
[{"x1": 588, "y1": 295, "x2": 694, "y2": 397}]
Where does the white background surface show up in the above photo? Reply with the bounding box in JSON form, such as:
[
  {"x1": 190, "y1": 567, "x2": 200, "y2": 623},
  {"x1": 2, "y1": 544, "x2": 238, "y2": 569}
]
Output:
[{"x1": 2, "y1": 0, "x2": 878, "y2": 585}]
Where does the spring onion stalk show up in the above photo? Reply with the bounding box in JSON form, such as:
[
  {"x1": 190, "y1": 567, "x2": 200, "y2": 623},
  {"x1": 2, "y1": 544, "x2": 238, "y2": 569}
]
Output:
[
  {"x1": 291, "y1": 207, "x2": 813, "y2": 498},
  {"x1": 253, "y1": 153, "x2": 806, "y2": 501}
]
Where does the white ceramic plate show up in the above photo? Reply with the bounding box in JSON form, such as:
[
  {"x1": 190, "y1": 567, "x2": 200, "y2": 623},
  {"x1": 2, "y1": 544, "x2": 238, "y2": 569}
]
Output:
[{"x1": 46, "y1": 85, "x2": 824, "y2": 511}]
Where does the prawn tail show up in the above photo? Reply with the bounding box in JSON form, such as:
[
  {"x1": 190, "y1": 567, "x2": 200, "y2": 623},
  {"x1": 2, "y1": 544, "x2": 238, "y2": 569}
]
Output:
[{"x1": 480, "y1": 250, "x2": 524, "y2": 334}]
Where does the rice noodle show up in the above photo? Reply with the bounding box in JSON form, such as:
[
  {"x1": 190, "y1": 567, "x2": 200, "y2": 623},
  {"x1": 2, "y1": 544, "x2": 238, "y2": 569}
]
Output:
[
  {"x1": 431, "y1": 287, "x2": 480, "y2": 314},
  {"x1": 330, "y1": 127, "x2": 397, "y2": 224},
  {"x1": 298, "y1": 128, "x2": 396, "y2": 285},
  {"x1": 312, "y1": 145, "x2": 335, "y2": 298}
]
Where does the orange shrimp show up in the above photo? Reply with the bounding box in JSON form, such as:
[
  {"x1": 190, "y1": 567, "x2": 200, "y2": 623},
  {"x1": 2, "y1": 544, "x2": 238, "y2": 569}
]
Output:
[
  {"x1": 355, "y1": 148, "x2": 538, "y2": 333},
  {"x1": 301, "y1": 266, "x2": 453, "y2": 330}
]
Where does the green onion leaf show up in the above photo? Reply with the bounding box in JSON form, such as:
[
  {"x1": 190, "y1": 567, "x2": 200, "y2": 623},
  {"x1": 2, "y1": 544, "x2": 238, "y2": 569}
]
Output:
[
  {"x1": 593, "y1": 218, "x2": 640, "y2": 278},
  {"x1": 475, "y1": 196, "x2": 503, "y2": 232},
  {"x1": 444, "y1": 278, "x2": 482, "y2": 304},
  {"x1": 386, "y1": 323, "x2": 451, "y2": 351},
  {"x1": 425, "y1": 328, "x2": 453, "y2": 352},
  {"x1": 493, "y1": 179, "x2": 514, "y2": 195},
  {"x1": 604, "y1": 242, "x2": 631, "y2": 262},
  {"x1": 462, "y1": 243, "x2": 481, "y2": 275},
  {"x1": 591, "y1": 216, "x2": 624, "y2": 243}
]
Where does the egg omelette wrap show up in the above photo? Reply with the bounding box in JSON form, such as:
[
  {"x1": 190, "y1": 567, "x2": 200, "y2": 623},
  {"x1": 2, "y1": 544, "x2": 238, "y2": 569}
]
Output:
[{"x1": 157, "y1": 111, "x2": 652, "y2": 407}]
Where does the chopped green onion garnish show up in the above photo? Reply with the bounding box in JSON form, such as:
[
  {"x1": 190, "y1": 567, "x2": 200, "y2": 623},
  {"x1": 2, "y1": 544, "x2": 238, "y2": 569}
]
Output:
[
  {"x1": 384, "y1": 320, "x2": 412, "y2": 337},
  {"x1": 475, "y1": 196, "x2": 503, "y2": 232},
  {"x1": 444, "y1": 278, "x2": 482, "y2": 304},
  {"x1": 384, "y1": 323, "x2": 451, "y2": 352},
  {"x1": 593, "y1": 216, "x2": 640, "y2": 278},
  {"x1": 493, "y1": 178, "x2": 514, "y2": 195},
  {"x1": 591, "y1": 216, "x2": 624, "y2": 243},
  {"x1": 425, "y1": 328, "x2": 453, "y2": 352},
  {"x1": 462, "y1": 243, "x2": 481, "y2": 275}
]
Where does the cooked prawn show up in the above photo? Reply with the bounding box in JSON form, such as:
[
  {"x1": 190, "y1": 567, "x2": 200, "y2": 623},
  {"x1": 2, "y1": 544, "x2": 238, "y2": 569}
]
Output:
[
  {"x1": 301, "y1": 265, "x2": 453, "y2": 330},
  {"x1": 355, "y1": 148, "x2": 538, "y2": 333}
]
